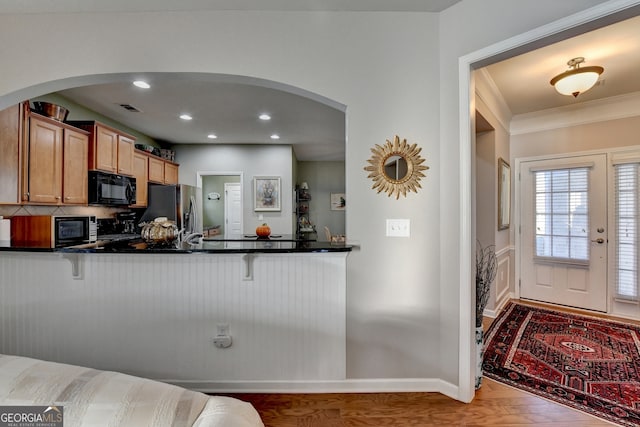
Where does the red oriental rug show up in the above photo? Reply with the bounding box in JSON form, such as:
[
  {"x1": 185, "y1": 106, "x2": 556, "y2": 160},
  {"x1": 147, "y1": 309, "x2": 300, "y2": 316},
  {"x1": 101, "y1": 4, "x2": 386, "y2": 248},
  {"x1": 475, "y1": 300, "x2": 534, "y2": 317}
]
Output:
[{"x1": 483, "y1": 302, "x2": 640, "y2": 426}]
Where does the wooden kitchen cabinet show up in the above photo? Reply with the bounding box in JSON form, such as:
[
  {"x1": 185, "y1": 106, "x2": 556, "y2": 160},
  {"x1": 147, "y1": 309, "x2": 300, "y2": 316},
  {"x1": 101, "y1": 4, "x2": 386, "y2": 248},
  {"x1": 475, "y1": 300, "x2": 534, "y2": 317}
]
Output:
[
  {"x1": 149, "y1": 156, "x2": 179, "y2": 184},
  {"x1": 0, "y1": 103, "x2": 26, "y2": 204},
  {"x1": 148, "y1": 156, "x2": 165, "y2": 183},
  {"x1": 23, "y1": 114, "x2": 89, "y2": 205},
  {"x1": 143, "y1": 151, "x2": 180, "y2": 187},
  {"x1": 25, "y1": 115, "x2": 63, "y2": 203},
  {"x1": 117, "y1": 134, "x2": 135, "y2": 175},
  {"x1": 62, "y1": 128, "x2": 89, "y2": 204},
  {"x1": 69, "y1": 121, "x2": 135, "y2": 176},
  {"x1": 131, "y1": 150, "x2": 149, "y2": 207},
  {"x1": 0, "y1": 104, "x2": 89, "y2": 205},
  {"x1": 95, "y1": 125, "x2": 118, "y2": 173},
  {"x1": 164, "y1": 162, "x2": 178, "y2": 184}
]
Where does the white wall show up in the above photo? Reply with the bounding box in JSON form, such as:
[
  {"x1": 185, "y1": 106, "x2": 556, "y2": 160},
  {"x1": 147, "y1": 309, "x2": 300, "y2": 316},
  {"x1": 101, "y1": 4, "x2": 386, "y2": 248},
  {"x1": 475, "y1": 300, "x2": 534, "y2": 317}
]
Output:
[
  {"x1": 0, "y1": 0, "x2": 619, "y2": 399},
  {"x1": 475, "y1": 123, "x2": 495, "y2": 249},
  {"x1": 178, "y1": 144, "x2": 294, "y2": 234},
  {"x1": 474, "y1": 90, "x2": 514, "y2": 315},
  {"x1": 0, "y1": 10, "x2": 442, "y2": 384},
  {"x1": 512, "y1": 115, "x2": 640, "y2": 159}
]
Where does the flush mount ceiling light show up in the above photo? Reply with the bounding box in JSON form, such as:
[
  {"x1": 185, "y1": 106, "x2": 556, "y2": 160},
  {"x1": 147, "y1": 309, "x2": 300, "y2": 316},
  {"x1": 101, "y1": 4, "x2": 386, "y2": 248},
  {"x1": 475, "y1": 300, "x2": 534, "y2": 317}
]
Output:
[
  {"x1": 270, "y1": 134, "x2": 280, "y2": 140},
  {"x1": 132, "y1": 80, "x2": 150, "y2": 89},
  {"x1": 259, "y1": 113, "x2": 271, "y2": 121},
  {"x1": 179, "y1": 114, "x2": 193, "y2": 121},
  {"x1": 550, "y1": 57, "x2": 604, "y2": 98},
  {"x1": 207, "y1": 134, "x2": 217, "y2": 139}
]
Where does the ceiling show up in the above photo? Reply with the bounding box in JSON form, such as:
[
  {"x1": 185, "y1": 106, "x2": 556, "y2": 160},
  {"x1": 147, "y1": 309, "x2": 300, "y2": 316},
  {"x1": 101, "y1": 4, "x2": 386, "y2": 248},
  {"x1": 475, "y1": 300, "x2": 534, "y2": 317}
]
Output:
[
  {"x1": 483, "y1": 14, "x2": 640, "y2": 116},
  {"x1": 58, "y1": 74, "x2": 347, "y2": 161}
]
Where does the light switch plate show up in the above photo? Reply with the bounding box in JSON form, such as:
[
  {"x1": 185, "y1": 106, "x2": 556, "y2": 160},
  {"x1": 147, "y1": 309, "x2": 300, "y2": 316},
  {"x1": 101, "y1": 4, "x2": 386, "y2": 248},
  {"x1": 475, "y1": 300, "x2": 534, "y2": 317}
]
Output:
[{"x1": 386, "y1": 219, "x2": 410, "y2": 237}]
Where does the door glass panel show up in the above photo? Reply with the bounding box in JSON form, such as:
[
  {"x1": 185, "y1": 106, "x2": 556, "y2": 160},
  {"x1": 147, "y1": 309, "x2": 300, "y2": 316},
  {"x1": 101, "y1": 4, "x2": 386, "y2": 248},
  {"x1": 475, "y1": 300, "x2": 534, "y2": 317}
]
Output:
[
  {"x1": 614, "y1": 163, "x2": 639, "y2": 301},
  {"x1": 534, "y1": 168, "x2": 590, "y2": 262}
]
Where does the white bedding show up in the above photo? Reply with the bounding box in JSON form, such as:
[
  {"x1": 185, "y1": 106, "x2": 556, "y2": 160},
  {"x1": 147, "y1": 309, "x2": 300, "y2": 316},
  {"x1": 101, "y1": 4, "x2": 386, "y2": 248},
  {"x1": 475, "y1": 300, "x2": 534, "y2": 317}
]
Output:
[{"x1": 0, "y1": 354, "x2": 264, "y2": 427}]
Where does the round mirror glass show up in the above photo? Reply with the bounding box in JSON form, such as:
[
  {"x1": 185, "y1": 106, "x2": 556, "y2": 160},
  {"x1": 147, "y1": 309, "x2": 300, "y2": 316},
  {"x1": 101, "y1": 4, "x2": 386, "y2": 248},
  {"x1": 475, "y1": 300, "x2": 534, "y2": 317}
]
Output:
[{"x1": 383, "y1": 155, "x2": 408, "y2": 181}]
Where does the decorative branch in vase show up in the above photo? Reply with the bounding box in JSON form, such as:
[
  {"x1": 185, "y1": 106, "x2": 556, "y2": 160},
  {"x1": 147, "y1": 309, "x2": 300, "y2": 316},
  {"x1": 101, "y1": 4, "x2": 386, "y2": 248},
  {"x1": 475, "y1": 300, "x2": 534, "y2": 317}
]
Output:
[
  {"x1": 476, "y1": 241, "x2": 497, "y2": 328},
  {"x1": 475, "y1": 240, "x2": 497, "y2": 389}
]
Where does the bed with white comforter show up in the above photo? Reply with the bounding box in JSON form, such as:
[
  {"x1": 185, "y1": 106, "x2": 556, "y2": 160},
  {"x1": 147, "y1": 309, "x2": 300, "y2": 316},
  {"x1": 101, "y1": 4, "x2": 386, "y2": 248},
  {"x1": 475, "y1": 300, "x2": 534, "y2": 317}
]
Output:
[{"x1": 0, "y1": 354, "x2": 264, "y2": 427}]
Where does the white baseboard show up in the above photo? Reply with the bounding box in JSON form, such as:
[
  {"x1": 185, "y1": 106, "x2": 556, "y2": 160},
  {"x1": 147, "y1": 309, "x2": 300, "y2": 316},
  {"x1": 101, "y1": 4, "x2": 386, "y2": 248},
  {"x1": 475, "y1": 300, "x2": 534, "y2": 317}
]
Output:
[
  {"x1": 166, "y1": 378, "x2": 460, "y2": 400},
  {"x1": 483, "y1": 292, "x2": 515, "y2": 318}
]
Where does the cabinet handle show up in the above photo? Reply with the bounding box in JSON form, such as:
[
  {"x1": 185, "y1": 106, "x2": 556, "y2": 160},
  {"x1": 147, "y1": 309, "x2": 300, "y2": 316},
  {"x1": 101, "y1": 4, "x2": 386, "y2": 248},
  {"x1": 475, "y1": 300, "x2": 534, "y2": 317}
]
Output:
[{"x1": 55, "y1": 196, "x2": 61, "y2": 200}]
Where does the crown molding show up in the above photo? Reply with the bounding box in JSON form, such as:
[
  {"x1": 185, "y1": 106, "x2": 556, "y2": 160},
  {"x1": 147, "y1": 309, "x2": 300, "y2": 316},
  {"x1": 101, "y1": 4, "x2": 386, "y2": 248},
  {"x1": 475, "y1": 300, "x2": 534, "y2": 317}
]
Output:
[
  {"x1": 510, "y1": 90, "x2": 640, "y2": 135},
  {"x1": 474, "y1": 68, "x2": 512, "y2": 132}
]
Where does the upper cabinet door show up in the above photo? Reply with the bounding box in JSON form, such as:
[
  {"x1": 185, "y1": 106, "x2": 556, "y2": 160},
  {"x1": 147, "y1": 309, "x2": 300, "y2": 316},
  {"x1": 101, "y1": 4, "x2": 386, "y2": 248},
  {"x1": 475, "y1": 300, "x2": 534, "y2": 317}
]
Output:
[
  {"x1": 164, "y1": 162, "x2": 178, "y2": 184},
  {"x1": 131, "y1": 151, "x2": 149, "y2": 207},
  {"x1": 117, "y1": 134, "x2": 135, "y2": 176},
  {"x1": 63, "y1": 128, "x2": 89, "y2": 204},
  {"x1": 95, "y1": 125, "x2": 118, "y2": 173},
  {"x1": 27, "y1": 115, "x2": 63, "y2": 203},
  {"x1": 148, "y1": 156, "x2": 164, "y2": 183}
]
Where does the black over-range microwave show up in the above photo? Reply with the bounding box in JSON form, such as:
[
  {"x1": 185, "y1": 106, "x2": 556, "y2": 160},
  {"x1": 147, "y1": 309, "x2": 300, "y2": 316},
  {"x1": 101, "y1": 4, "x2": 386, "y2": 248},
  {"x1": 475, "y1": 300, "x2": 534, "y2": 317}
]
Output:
[{"x1": 88, "y1": 171, "x2": 136, "y2": 206}]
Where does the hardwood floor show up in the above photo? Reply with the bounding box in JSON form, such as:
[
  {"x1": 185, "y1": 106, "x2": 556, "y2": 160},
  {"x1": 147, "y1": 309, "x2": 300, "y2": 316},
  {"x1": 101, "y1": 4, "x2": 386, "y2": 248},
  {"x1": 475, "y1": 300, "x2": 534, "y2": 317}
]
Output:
[
  {"x1": 228, "y1": 300, "x2": 622, "y2": 426},
  {"x1": 228, "y1": 380, "x2": 611, "y2": 426}
]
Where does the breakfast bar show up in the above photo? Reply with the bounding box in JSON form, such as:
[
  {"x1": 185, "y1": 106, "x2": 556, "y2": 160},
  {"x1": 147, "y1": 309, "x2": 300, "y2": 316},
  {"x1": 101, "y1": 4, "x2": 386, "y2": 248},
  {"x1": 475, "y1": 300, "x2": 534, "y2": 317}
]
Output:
[{"x1": 0, "y1": 239, "x2": 350, "y2": 392}]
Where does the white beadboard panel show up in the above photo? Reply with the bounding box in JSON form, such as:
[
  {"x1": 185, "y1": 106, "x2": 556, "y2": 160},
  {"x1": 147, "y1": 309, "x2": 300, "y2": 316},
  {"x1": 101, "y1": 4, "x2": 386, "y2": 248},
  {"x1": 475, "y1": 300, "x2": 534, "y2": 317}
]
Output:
[{"x1": 0, "y1": 252, "x2": 347, "y2": 383}]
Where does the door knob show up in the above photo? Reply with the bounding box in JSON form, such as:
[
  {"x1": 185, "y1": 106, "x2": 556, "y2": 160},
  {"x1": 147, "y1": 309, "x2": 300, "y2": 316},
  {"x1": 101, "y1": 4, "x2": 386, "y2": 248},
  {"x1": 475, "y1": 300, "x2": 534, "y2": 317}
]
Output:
[
  {"x1": 591, "y1": 238, "x2": 605, "y2": 244},
  {"x1": 597, "y1": 228, "x2": 605, "y2": 233}
]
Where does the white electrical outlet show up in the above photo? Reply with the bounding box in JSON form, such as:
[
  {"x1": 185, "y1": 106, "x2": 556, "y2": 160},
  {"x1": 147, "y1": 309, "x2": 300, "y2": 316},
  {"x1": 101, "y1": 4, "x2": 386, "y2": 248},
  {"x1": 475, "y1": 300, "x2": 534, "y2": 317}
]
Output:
[
  {"x1": 386, "y1": 219, "x2": 410, "y2": 237},
  {"x1": 216, "y1": 323, "x2": 229, "y2": 336},
  {"x1": 214, "y1": 323, "x2": 232, "y2": 348},
  {"x1": 213, "y1": 335, "x2": 232, "y2": 348}
]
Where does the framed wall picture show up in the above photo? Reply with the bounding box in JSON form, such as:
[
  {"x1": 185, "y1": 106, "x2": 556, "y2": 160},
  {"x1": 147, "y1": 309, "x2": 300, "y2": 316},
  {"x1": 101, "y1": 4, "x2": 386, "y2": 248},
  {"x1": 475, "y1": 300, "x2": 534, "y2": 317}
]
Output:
[
  {"x1": 498, "y1": 158, "x2": 511, "y2": 230},
  {"x1": 254, "y1": 176, "x2": 281, "y2": 211},
  {"x1": 330, "y1": 193, "x2": 346, "y2": 211}
]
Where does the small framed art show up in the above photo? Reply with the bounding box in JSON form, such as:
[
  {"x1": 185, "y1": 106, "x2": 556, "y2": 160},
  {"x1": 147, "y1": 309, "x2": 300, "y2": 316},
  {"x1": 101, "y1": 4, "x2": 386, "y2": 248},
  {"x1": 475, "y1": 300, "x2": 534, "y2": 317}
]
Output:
[{"x1": 254, "y1": 176, "x2": 281, "y2": 211}]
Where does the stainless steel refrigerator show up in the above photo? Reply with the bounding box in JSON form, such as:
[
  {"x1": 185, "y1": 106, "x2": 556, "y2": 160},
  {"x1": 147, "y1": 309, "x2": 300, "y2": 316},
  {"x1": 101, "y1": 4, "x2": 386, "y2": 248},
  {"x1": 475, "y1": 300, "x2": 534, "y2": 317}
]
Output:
[{"x1": 139, "y1": 184, "x2": 202, "y2": 234}]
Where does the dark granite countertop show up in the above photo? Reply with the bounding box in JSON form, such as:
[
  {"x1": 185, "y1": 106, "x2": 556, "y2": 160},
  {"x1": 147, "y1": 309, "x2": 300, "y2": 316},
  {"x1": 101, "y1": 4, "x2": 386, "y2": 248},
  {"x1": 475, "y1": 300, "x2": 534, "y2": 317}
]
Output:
[{"x1": 1, "y1": 236, "x2": 351, "y2": 254}]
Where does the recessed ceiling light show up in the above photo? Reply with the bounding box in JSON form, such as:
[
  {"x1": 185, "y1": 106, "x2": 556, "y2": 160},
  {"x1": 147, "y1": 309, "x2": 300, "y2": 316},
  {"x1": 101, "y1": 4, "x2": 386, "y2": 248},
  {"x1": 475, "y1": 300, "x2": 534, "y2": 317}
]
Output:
[
  {"x1": 133, "y1": 80, "x2": 150, "y2": 89},
  {"x1": 270, "y1": 134, "x2": 280, "y2": 140},
  {"x1": 207, "y1": 134, "x2": 217, "y2": 139},
  {"x1": 259, "y1": 114, "x2": 271, "y2": 121},
  {"x1": 179, "y1": 114, "x2": 193, "y2": 121}
]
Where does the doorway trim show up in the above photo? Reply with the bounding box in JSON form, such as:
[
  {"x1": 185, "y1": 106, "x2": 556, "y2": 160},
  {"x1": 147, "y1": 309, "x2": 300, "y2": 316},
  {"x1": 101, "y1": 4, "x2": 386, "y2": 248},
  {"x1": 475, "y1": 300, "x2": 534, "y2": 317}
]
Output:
[
  {"x1": 197, "y1": 170, "x2": 244, "y2": 236},
  {"x1": 458, "y1": 0, "x2": 640, "y2": 403}
]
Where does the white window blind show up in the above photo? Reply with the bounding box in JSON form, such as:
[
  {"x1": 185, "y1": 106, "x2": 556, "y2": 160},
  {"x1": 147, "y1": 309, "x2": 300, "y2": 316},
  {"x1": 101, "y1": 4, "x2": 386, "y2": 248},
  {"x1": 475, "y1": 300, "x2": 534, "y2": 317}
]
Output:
[
  {"x1": 615, "y1": 163, "x2": 640, "y2": 301},
  {"x1": 534, "y1": 168, "x2": 589, "y2": 262}
]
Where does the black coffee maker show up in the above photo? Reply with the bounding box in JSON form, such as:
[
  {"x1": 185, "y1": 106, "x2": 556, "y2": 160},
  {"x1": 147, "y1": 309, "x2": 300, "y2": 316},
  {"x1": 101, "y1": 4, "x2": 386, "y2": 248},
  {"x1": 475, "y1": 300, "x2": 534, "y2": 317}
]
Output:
[{"x1": 116, "y1": 212, "x2": 138, "y2": 234}]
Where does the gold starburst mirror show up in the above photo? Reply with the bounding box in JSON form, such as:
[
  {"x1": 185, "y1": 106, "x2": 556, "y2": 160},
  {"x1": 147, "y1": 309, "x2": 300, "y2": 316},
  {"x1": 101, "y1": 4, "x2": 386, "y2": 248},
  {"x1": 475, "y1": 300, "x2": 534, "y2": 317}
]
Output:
[{"x1": 364, "y1": 135, "x2": 429, "y2": 199}]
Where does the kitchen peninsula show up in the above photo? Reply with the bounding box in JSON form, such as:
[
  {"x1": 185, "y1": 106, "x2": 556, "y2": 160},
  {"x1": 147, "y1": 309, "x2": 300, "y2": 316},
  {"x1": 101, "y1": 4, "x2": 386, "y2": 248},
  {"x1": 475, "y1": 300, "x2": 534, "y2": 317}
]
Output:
[
  {"x1": 0, "y1": 238, "x2": 351, "y2": 391},
  {"x1": 0, "y1": 97, "x2": 351, "y2": 392}
]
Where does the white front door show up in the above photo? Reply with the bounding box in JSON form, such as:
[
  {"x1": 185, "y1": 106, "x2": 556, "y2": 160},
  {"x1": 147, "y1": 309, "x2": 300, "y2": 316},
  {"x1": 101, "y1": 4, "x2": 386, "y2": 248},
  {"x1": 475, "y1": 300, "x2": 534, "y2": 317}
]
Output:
[
  {"x1": 520, "y1": 154, "x2": 608, "y2": 311},
  {"x1": 224, "y1": 182, "x2": 242, "y2": 237}
]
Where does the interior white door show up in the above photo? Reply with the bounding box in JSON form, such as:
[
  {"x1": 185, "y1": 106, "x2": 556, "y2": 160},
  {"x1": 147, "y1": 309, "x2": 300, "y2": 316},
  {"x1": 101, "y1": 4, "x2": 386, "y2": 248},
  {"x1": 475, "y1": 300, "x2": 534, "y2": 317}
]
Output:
[
  {"x1": 520, "y1": 154, "x2": 608, "y2": 312},
  {"x1": 224, "y1": 182, "x2": 242, "y2": 237}
]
